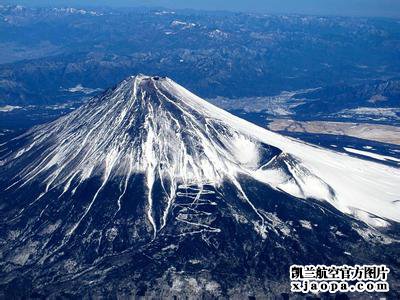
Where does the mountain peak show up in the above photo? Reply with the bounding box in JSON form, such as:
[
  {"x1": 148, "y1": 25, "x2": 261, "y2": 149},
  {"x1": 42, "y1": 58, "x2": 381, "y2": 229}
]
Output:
[
  {"x1": 2, "y1": 74, "x2": 283, "y2": 237},
  {"x1": 109, "y1": 74, "x2": 190, "y2": 109},
  {"x1": 124, "y1": 74, "x2": 168, "y2": 87}
]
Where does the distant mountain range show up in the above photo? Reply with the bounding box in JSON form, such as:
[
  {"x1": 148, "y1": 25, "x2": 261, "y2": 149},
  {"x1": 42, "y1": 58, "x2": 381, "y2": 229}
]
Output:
[
  {"x1": 0, "y1": 5, "x2": 399, "y2": 106},
  {"x1": 294, "y1": 79, "x2": 400, "y2": 117}
]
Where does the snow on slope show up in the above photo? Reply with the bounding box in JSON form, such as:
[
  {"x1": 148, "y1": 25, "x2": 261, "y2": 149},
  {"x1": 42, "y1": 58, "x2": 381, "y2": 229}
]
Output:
[
  {"x1": 344, "y1": 147, "x2": 400, "y2": 164},
  {"x1": 163, "y1": 77, "x2": 400, "y2": 227},
  {"x1": 2, "y1": 75, "x2": 400, "y2": 231}
]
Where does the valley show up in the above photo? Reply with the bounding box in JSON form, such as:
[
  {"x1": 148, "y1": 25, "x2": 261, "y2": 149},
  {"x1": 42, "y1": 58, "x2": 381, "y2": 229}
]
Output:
[{"x1": 267, "y1": 119, "x2": 400, "y2": 146}]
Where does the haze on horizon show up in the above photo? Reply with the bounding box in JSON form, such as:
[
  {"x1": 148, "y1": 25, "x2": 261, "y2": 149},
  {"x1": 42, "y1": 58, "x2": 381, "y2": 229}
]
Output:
[{"x1": 2, "y1": 0, "x2": 400, "y2": 18}]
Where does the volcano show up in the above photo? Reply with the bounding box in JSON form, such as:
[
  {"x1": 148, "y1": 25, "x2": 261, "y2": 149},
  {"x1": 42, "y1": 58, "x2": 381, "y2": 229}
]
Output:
[{"x1": 0, "y1": 75, "x2": 399, "y2": 298}]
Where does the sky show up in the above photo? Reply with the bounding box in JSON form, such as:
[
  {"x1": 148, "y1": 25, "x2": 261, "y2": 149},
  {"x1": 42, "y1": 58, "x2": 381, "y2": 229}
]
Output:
[{"x1": 2, "y1": 0, "x2": 400, "y2": 18}]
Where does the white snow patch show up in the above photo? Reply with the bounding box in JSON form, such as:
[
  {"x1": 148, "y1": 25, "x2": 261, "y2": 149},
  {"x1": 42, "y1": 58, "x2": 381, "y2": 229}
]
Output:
[
  {"x1": 162, "y1": 244, "x2": 178, "y2": 251},
  {"x1": 350, "y1": 209, "x2": 390, "y2": 228},
  {"x1": 344, "y1": 147, "x2": 400, "y2": 163},
  {"x1": 208, "y1": 29, "x2": 228, "y2": 38},
  {"x1": 299, "y1": 220, "x2": 313, "y2": 230},
  {"x1": 335, "y1": 230, "x2": 345, "y2": 237},
  {"x1": 171, "y1": 20, "x2": 196, "y2": 29},
  {"x1": 105, "y1": 228, "x2": 118, "y2": 241},
  {"x1": 0, "y1": 105, "x2": 21, "y2": 112},
  {"x1": 155, "y1": 10, "x2": 175, "y2": 15},
  {"x1": 64, "y1": 84, "x2": 102, "y2": 94},
  {"x1": 229, "y1": 135, "x2": 260, "y2": 168}
]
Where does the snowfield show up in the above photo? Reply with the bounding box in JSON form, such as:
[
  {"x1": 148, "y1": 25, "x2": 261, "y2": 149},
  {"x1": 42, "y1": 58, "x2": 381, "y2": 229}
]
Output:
[{"x1": 166, "y1": 77, "x2": 400, "y2": 227}]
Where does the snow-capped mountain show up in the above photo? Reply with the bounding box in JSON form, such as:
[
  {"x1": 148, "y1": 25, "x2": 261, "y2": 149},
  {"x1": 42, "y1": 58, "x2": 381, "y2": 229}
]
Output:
[{"x1": 0, "y1": 75, "x2": 399, "y2": 298}]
